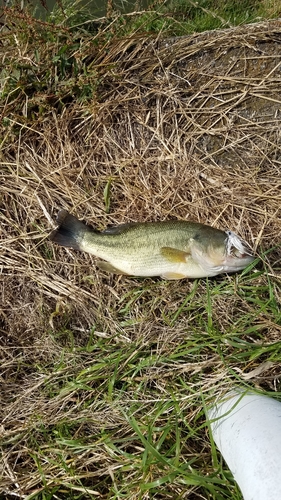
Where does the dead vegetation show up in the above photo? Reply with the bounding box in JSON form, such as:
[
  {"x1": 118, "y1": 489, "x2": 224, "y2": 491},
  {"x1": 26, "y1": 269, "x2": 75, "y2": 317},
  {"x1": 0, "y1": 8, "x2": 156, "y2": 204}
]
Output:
[{"x1": 1, "y1": 11, "x2": 281, "y2": 499}]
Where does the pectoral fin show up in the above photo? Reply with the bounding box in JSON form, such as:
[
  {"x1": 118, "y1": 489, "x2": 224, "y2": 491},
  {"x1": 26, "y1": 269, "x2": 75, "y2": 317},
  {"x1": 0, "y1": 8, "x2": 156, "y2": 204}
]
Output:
[
  {"x1": 160, "y1": 247, "x2": 190, "y2": 263},
  {"x1": 97, "y1": 261, "x2": 128, "y2": 275},
  {"x1": 160, "y1": 272, "x2": 187, "y2": 280}
]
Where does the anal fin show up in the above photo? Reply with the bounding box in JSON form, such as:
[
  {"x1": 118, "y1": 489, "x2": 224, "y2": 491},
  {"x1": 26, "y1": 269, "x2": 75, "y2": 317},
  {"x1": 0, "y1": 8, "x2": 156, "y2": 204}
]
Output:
[{"x1": 97, "y1": 261, "x2": 128, "y2": 275}]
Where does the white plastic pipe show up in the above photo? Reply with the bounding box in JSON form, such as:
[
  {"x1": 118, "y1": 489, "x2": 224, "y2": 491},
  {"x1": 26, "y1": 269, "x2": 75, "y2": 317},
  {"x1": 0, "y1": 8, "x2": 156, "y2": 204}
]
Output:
[{"x1": 208, "y1": 389, "x2": 281, "y2": 500}]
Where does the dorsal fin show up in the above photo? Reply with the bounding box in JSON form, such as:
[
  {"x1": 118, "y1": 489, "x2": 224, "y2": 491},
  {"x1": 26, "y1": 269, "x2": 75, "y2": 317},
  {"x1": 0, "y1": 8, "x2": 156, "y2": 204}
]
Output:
[{"x1": 102, "y1": 222, "x2": 138, "y2": 235}]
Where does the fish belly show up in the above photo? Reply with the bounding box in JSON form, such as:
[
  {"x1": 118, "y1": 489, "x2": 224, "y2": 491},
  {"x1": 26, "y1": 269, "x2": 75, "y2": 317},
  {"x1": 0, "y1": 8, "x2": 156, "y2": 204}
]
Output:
[{"x1": 105, "y1": 254, "x2": 212, "y2": 279}]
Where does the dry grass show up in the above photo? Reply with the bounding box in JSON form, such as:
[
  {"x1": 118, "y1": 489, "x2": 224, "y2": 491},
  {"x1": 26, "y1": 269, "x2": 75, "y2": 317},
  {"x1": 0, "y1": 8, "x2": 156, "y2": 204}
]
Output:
[{"x1": 1, "y1": 10, "x2": 281, "y2": 499}]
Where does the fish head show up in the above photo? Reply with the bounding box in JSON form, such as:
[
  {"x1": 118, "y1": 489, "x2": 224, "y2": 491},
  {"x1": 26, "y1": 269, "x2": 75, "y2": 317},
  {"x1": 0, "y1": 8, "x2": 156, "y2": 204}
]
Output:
[{"x1": 190, "y1": 228, "x2": 254, "y2": 276}]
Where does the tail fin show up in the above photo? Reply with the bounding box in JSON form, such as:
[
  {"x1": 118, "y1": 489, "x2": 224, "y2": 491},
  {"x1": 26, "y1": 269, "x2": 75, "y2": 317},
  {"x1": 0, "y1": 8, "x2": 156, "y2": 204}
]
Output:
[{"x1": 50, "y1": 210, "x2": 88, "y2": 250}]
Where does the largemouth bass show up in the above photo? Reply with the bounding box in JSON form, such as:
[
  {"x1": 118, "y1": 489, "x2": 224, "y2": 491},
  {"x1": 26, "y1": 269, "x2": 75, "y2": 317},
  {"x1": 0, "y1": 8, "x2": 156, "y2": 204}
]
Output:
[{"x1": 50, "y1": 210, "x2": 254, "y2": 280}]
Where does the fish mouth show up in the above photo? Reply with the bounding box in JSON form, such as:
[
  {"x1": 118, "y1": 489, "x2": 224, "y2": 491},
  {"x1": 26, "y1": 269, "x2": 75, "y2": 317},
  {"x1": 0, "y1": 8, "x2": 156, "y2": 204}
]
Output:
[
  {"x1": 223, "y1": 230, "x2": 254, "y2": 270},
  {"x1": 225, "y1": 230, "x2": 253, "y2": 257}
]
